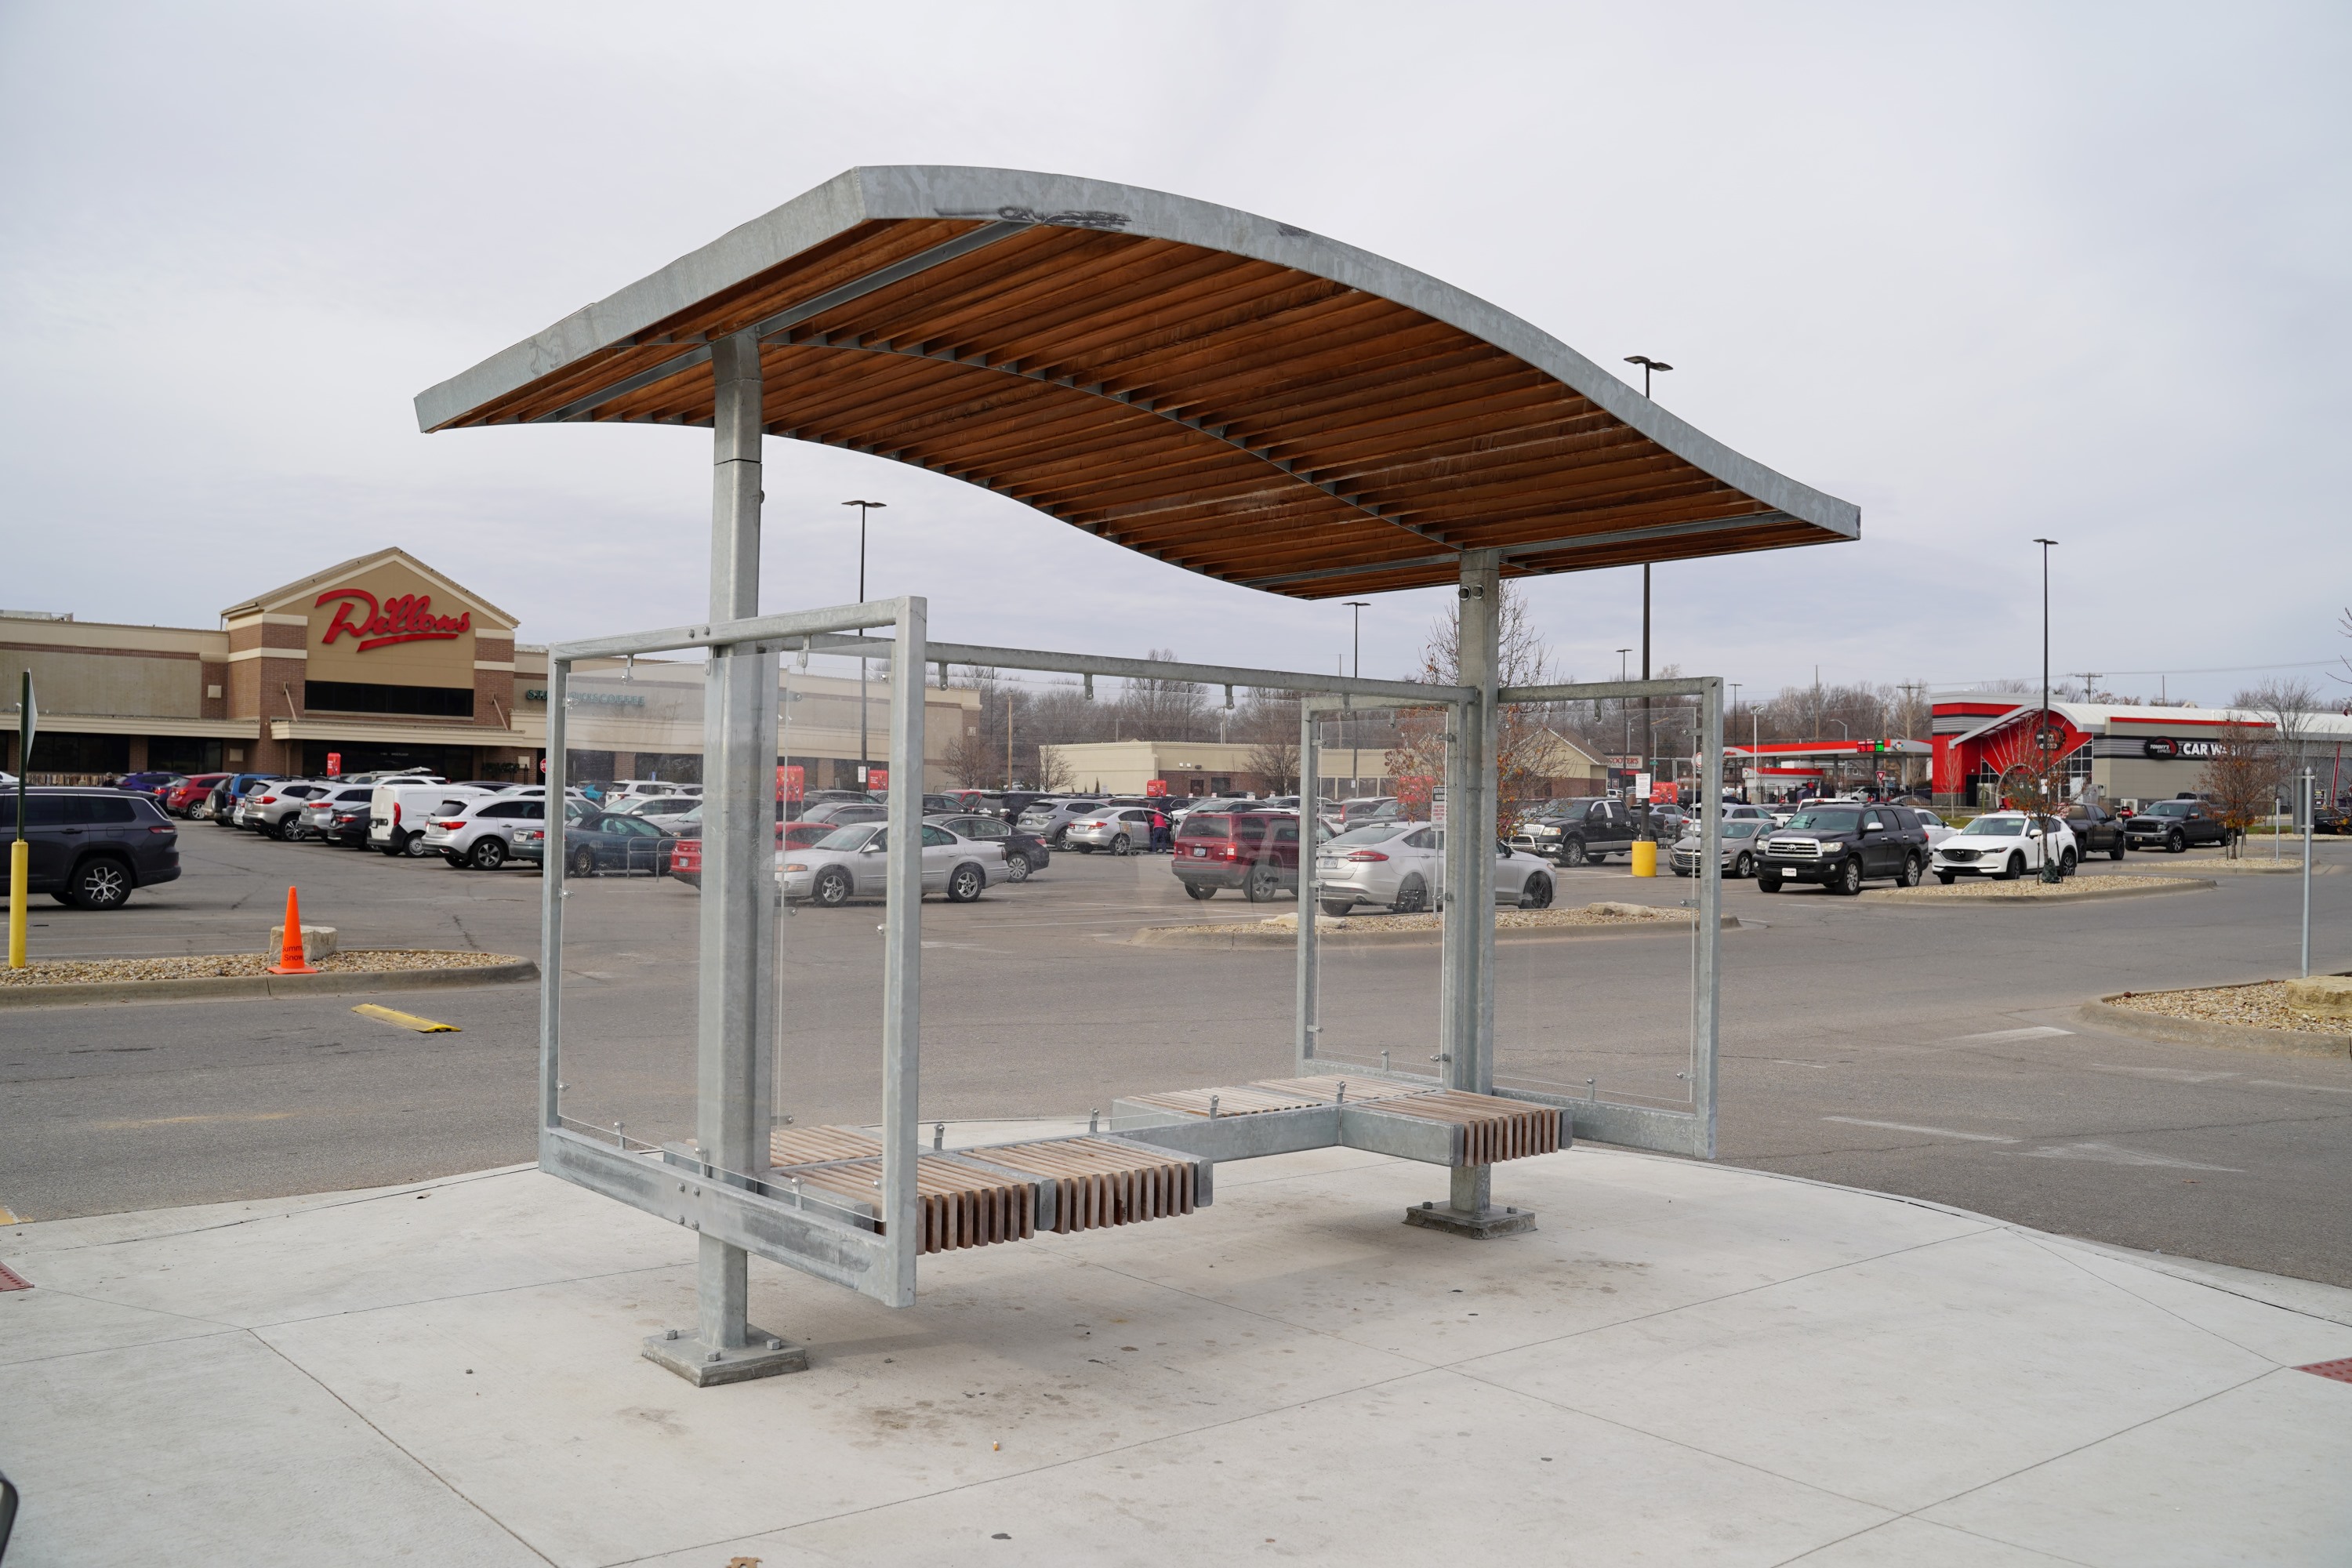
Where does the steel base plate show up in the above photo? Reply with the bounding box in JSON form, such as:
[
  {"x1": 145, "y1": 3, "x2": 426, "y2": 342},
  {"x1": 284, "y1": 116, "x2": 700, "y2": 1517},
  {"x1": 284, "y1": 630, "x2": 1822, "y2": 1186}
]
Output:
[
  {"x1": 1404, "y1": 1202, "x2": 1537, "y2": 1238},
  {"x1": 642, "y1": 1327, "x2": 808, "y2": 1386}
]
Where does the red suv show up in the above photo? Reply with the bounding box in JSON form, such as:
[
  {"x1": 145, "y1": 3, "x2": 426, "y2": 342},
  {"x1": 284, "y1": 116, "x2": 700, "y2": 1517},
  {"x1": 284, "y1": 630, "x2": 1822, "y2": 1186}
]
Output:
[
  {"x1": 163, "y1": 773, "x2": 231, "y2": 817},
  {"x1": 1171, "y1": 810, "x2": 1306, "y2": 902}
]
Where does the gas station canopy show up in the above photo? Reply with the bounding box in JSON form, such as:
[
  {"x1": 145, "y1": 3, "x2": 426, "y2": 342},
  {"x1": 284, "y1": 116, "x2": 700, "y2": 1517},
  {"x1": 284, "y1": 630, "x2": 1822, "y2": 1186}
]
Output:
[{"x1": 416, "y1": 166, "x2": 1857, "y2": 599}]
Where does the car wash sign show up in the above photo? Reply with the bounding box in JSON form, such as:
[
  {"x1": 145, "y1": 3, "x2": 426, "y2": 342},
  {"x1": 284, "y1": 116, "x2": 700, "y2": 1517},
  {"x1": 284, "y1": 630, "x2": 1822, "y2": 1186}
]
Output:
[{"x1": 2141, "y1": 736, "x2": 2222, "y2": 761}]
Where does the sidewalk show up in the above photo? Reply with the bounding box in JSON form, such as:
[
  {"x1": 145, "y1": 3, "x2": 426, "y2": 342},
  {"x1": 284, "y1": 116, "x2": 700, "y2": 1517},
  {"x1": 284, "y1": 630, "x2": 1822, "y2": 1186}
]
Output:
[{"x1": 5, "y1": 1145, "x2": 2350, "y2": 1566}]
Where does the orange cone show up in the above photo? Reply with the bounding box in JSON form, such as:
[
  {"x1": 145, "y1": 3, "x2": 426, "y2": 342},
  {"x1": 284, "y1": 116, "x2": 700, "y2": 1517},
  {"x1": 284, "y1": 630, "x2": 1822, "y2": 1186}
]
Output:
[{"x1": 269, "y1": 885, "x2": 315, "y2": 975}]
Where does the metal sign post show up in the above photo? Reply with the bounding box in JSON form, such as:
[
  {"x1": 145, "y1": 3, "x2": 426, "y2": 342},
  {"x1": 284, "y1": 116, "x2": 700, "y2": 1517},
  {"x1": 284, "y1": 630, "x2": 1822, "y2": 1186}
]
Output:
[
  {"x1": 2302, "y1": 768, "x2": 2314, "y2": 979},
  {"x1": 8, "y1": 670, "x2": 31, "y2": 969}
]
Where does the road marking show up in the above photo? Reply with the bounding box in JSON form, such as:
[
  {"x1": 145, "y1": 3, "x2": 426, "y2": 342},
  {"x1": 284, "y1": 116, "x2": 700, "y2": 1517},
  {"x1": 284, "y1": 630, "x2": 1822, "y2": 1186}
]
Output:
[
  {"x1": 1823, "y1": 1116, "x2": 2017, "y2": 1143},
  {"x1": 2018, "y1": 1142, "x2": 2242, "y2": 1172},
  {"x1": 0, "y1": 1204, "x2": 18, "y2": 1225},
  {"x1": 352, "y1": 1004, "x2": 461, "y2": 1033},
  {"x1": 2249, "y1": 1079, "x2": 2352, "y2": 1095},
  {"x1": 1771, "y1": 1059, "x2": 1831, "y2": 1070},
  {"x1": 93, "y1": 1112, "x2": 299, "y2": 1129},
  {"x1": 1950, "y1": 1026, "x2": 2074, "y2": 1043},
  {"x1": 2089, "y1": 1063, "x2": 2241, "y2": 1083}
]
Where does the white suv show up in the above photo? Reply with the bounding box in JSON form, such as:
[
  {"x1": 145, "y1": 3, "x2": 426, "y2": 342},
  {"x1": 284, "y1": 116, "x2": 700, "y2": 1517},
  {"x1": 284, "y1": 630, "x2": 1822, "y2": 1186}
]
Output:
[
  {"x1": 243, "y1": 780, "x2": 334, "y2": 840},
  {"x1": 423, "y1": 796, "x2": 549, "y2": 870},
  {"x1": 370, "y1": 782, "x2": 495, "y2": 857},
  {"x1": 606, "y1": 779, "x2": 701, "y2": 803}
]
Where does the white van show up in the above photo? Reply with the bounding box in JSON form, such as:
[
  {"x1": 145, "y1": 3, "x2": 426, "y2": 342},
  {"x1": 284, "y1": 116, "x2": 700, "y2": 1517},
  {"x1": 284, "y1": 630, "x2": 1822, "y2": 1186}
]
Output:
[{"x1": 369, "y1": 781, "x2": 496, "y2": 857}]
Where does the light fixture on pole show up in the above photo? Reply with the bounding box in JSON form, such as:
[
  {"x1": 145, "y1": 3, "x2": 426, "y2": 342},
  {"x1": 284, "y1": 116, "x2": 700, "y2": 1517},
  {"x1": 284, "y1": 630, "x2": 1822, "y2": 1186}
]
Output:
[{"x1": 844, "y1": 499, "x2": 887, "y2": 786}]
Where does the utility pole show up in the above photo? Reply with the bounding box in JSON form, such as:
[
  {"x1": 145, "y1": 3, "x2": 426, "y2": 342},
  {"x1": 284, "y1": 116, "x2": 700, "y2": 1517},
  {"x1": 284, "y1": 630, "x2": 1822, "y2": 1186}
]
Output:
[
  {"x1": 844, "y1": 499, "x2": 887, "y2": 786},
  {"x1": 2033, "y1": 538, "x2": 2059, "y2": 879},
  {"x1": 1616, "y1": 648, "x2": 1632, "y2": 782}
]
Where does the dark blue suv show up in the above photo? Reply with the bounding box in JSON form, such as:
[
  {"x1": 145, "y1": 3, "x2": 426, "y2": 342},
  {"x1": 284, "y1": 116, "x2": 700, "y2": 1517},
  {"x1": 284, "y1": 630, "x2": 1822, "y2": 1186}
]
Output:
[{"x1": 3, "y1": 788, "x2": 182, "y2": 909}]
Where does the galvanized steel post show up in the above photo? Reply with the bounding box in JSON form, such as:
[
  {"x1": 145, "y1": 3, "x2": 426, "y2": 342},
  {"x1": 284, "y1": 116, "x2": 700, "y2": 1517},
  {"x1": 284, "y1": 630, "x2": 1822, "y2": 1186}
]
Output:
[
  {"x1": 694, "y1": 329, "x2": 779, "y2": 1352},
  {"x1": 879, "y1": 597, "x2": 927, "y2": 1306},
  {"x1": 1693, "y1": 677, "x2": 1724, "y2": 1158},
  {"x1": 1296, "y1": 697, "x2": 1321, "y2": 1069},
  {"x1": 1445, "y1": 549, "x2": 1501, "y2": 1215}
]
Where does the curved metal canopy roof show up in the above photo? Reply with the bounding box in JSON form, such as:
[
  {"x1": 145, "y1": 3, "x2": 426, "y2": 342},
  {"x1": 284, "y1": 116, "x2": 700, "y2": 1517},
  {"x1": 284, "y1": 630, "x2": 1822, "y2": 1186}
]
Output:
[{"x1": 418, "y1": 166, "x2": 1857, "y2": 599}]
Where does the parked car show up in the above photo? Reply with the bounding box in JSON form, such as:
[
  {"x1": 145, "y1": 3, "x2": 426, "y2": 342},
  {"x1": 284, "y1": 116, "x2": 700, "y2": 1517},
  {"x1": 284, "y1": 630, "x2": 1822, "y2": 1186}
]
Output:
[
  {"x1": 791, "y1": 799, "x2": 888, "y2": 832},
  {"x1": 1903, "y1": 807, "x2": 1957, "y2": 850},
  {"x1": 612, "y1": 794, "x2": 703, "y2": 832},
  {"x1": 1669, "y1": 818, "x2": 1770, "y2": 878},
  {"x1": 537, "y1": 811, "x2": 678, "y2": 877},
  {"x1": 299, "y1": 783, "x2": 383, "y2": 847},
  {"x1": 243, "y1": 780, "x2": 337, "y2": 840},
  {"x1": 2124, "y1": 797, "x2": 2228, "y2": 853},
  {"x1": 0, "y1": 787, "x2": 180, "y2": 909},
  {"x1": 369, "y1": 781, "x2": 498, "y2": 857},
  {"x1": 1334, "y1": 796, "x2": 1400, "y2": 829},
  {"x1": 605, "y1": 779, "x2": 702, "y2": 803},
  {"x1": 1755, "y1": 803, "x2": 1933, "y2": 895},
  {"x1": 1064, "y1": 805, "x2": 1163, "y2": 855},
  {"x1": 201, "y1": 772, "x2": 285, "y2": 824},
  {"x1": 1932, "y1": 813, "x2": 2078, "y2": 883},
  {"x1": 780, "y1": 821, "x2": 1003, "y2": 906},
  {"x1": 2314, "y1": 798, "x2": 2352, "y2": 836},
  {"x1": 1013, "y1": 797, "x2": 1109, "y2": 848},
  {"x1": 1172, "y1": 810, "x2": 1323, "y2": 902},
  {"x1": 422, "y1": 794, "x2": 555, "y2": 869},
  {"x1": 1516, "y1": 797, "x2": 1637, "y2": 866},
  {"x1": 163, "y1": 772, "x2": 232, "y2": 817},
  {"x1": 2058, "y1": 800, "x2": 2130, "y2": 860},
  {"x1": 1314, "y1": 822, "x2": 1441, "y2": 913},
  {"x1": 666, "y1": 818, "x2": 837, "y2": 889},
  {"x1": 116, "y1": 771, "x2": 184, "y2": 798},
  {"x1": 928, "y1": 811, "x2": 1048, "y2": 880}
]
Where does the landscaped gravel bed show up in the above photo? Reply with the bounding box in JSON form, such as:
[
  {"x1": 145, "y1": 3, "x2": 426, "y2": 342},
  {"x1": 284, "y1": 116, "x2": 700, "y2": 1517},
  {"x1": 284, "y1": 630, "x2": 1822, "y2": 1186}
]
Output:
[
  {"x1": 1900, "y1": 875, "x2": 2206, "y2": 900},
  {"x1": 2107, "y1": 982, "x2": 2350, "y2": 1036},
  {"x1": 0, "y1": 950, "x2": 524, "y2": 987},
  {"x1": 1231, "y1": 902, "x2": 1690, "y2": 935}
]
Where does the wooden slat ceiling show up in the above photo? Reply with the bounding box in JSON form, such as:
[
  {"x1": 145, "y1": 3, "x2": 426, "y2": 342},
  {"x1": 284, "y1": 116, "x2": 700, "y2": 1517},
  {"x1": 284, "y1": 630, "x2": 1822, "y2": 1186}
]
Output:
[{"x1": 419, "y1": 169, "x2": 1857, "y2": 599}]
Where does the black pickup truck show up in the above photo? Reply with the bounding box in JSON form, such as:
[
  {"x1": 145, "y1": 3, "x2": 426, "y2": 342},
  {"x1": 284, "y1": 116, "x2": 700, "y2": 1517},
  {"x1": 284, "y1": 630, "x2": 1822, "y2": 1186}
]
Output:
[
  {"x1": 2059, "y1": 801, "x2": 2129, "y2": 859},
  {"x1": 1515, "y1": 797, "x2": 1637, "y2": 866},
  {"x1": 2125, "y1": 797, "x2": 2229, "y2": 852}
]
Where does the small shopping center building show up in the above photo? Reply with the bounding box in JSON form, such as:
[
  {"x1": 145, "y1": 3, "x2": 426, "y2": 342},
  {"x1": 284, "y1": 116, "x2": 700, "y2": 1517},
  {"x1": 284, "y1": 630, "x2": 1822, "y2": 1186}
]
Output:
[{"x1": 0, "y1": 548, "x2": 979, "y2": 788}]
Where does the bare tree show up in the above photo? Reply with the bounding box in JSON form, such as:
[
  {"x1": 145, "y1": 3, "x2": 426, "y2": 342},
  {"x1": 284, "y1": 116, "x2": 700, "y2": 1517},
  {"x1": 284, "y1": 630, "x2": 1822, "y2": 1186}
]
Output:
[
  {"x1": 1381, "y1": 581, "x2": 1559, "y2": 828},
  {"x1": 2234, "y1": 677, "x2": 2322, "y2": 816},
  {"x1": 1118, "y1": 648, "x2": 1210, "y2": 741},
  {"x1": 1238, "y1": 688, "x2": 1302, "y2": 794},
  {"x1": 2201, "y1": 720, "x2": 2271, "y2": 858}
]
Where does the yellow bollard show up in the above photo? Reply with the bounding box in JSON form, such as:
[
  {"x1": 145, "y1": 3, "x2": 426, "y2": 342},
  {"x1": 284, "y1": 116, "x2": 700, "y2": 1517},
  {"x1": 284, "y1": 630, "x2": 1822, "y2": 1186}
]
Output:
[
  {"x1": 8, "y1": 837, "x2": 26, "y2": 968},
  {"x1": 1630, "y1": 839, "x2": 1657, "y2": 878}
]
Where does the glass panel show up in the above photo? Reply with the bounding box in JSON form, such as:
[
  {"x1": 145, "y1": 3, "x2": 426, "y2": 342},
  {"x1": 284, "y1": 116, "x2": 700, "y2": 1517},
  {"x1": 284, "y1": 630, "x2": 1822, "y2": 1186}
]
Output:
[
  {"x1": 1493, "y1": 688, "x2": 1704, "y2": 1112},
  {"x1": 553, "y1": 655, "x2": 706, "y2": 1160}
]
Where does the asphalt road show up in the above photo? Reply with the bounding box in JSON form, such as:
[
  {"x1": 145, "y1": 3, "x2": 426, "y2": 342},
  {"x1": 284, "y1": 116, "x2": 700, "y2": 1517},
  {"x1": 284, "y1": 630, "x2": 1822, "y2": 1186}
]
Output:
[{"x1": 5, "y1": 817, "x2": 2350, "y2": 1288}]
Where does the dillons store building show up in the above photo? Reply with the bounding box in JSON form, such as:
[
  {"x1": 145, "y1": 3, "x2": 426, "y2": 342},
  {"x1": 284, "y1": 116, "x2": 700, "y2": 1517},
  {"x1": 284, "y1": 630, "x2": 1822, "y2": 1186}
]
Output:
[{"x1": 1, "y1": 548, "x2": 979, "y2": 789}]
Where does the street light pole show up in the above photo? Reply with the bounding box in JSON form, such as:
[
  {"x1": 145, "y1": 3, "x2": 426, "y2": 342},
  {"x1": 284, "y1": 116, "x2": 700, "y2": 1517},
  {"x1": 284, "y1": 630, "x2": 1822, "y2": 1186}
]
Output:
[
  {"x1": 2033, "y1": 537, "x2": 2059, "y2": 879},
  {"x1": 1625, "y1": 357, "x2": 1671, "y2": 840},
  {"x1": 844, "y1": 500, "x2": 887, "y2": 787}
]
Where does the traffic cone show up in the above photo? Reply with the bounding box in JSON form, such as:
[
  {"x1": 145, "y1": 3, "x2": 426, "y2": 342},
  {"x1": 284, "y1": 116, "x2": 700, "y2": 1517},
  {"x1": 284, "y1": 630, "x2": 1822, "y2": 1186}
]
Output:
[{"x1": 269, "y1": 885, "x2": 315, "y2": 975}]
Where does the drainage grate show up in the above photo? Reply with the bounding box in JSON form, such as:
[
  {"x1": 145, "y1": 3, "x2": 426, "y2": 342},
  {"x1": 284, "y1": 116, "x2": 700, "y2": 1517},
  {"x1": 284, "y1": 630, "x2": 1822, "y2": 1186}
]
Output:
[
  {"x1": 0, "y1": 1263, "x2": 31, "y2": 1291},
  {"x1": 2297, "y1": 1358, "x2": 2352, "y2": 1385}
]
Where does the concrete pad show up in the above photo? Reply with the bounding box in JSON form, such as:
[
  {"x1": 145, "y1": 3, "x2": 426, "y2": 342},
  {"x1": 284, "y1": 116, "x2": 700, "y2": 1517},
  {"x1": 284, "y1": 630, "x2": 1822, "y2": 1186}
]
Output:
[
  {"x1": 1784, "y1": 1515, "x2": 2079, "y2": 1565},
  {"x1": 1921, "y1": 1369, "x2": 2352, "y2": 1565},
  {"x1": 2, "y1": 1148, "x2": 2344, "y2": 1563},
  {"x1": 0, "y1": 1333, "x2": 543, "y2": 1567},
  {"x1": 1464, "y1": 1225, "x2": 2276, "y2": 1513},
  {"x1": 655, "y1": 1369, "x2": 1889, "y2": 1567}
]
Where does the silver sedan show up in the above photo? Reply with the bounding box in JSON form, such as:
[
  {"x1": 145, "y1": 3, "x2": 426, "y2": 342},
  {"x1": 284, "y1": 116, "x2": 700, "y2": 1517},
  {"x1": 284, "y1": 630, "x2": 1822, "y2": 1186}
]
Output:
[
  {"x1": 780, "y1": 821, "x2": 1004, "y2": 906},
  {"x1": 1669, "y1": 818, "x2": 1768, "y2": 878}
]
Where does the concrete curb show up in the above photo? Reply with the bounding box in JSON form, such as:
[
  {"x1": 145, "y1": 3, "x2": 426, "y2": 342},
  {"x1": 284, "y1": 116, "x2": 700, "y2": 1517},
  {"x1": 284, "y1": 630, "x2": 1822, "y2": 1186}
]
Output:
[
  {"x1": 2078, "y1": 996, "x2": 2352, "y2": 1059},
  {"x1": 0, "y1": 954, "x2": 539, "y2": 1011},
  {"x1": 1864, "y1": 876, "x2": 2215, "y2": 908},
  {"x1": 1130, "y1": 915, "x2": 1736, "y2": 949}
]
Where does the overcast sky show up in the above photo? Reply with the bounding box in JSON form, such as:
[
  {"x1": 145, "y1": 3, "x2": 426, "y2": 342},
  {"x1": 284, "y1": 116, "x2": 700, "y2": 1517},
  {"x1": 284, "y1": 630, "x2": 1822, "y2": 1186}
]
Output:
[{"x1": 3, "y1": 2, "x2": 2346, "y2": 708}]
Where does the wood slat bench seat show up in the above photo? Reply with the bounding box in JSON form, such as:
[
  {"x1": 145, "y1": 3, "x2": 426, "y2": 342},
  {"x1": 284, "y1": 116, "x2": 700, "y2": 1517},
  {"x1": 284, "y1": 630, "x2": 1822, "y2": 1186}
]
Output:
[
  {"x1": 1365, "y1": 1091, "x2": 1566, "y2": 1164},
  {"x1": 775, "y1": 1153, "x2": 1037, "y2": 1254},
  {"x1": 1120, "y1": 1085, "x2": 1320, "y2": 1119},
  {"x1": 770, "y1": 1125, "x2": 883, "y2": 1167},
  {"x1": 961, "y1": 1138, "x2": 1201, "y2": 1232}
]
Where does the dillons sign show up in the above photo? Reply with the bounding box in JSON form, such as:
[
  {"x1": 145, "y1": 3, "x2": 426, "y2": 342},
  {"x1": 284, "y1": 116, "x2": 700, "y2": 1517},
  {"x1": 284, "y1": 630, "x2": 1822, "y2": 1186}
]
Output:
[{"x1": 317, "y1": 588, "x2": 471, "y2": 652}]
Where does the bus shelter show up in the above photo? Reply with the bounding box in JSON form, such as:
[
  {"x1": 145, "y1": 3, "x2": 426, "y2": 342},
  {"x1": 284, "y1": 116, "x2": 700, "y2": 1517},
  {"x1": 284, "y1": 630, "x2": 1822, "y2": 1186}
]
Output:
[{"x1": 418, "y1": 166, "x2": 1859, "y2": 1383}]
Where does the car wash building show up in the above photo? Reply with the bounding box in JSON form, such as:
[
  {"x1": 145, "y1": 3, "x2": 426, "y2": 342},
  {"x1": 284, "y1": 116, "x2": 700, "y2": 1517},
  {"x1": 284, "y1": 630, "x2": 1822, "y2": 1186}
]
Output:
[{"x1": 1930, "y1": 692, "x2": 2352, "y2": 808}]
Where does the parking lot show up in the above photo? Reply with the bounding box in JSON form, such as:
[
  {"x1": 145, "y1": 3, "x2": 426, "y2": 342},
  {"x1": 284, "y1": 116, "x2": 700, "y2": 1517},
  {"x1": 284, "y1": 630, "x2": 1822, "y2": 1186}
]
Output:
[{"x1": 6, "y1": 816, "x2": 2350, "y2": 1287}]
